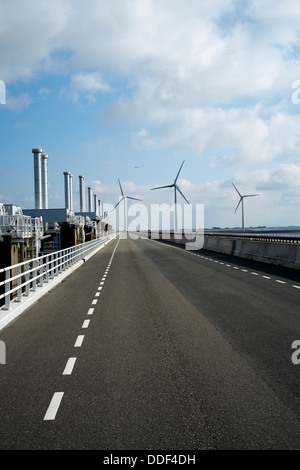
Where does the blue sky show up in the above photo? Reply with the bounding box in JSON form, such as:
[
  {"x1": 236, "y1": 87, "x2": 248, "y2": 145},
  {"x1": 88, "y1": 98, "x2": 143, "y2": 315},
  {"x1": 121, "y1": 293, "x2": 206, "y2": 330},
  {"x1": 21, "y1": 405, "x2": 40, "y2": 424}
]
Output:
[{"x1": 1, "y1": 0, "x2": 300, "y2": 229}]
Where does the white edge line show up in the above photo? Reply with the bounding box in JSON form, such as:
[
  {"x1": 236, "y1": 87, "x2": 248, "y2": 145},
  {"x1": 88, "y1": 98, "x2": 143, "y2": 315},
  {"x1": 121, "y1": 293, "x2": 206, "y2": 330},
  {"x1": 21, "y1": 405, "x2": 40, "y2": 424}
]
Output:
[{"x1": 43, "y1": 392, "x2": 64, "y2": 421}]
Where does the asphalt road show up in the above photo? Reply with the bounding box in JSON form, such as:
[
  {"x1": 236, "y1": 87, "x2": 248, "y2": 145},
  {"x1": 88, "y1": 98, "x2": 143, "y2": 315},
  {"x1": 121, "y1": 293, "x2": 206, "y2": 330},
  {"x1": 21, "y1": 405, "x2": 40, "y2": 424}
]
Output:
[{"x1": 1, "y1": 234, "x2": 300, "y2": 450}]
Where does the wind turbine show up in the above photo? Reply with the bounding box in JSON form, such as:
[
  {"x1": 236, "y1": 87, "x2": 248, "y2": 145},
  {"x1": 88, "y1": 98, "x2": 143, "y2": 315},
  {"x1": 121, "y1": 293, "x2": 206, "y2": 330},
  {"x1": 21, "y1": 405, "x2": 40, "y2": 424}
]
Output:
[
  {"x1": 151, "y1": 160, "x2": 189, "y2": 231},
  {"x1": 113, "y1": 178, "x2": 142, "y2": 232},
  {"x1": 232, "y1": 183, "x2": 259, "y2": 232}
]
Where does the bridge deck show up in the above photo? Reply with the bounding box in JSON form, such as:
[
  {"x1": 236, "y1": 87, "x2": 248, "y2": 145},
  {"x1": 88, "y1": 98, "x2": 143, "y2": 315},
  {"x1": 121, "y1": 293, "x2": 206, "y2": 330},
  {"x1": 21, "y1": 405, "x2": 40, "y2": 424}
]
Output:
[{"x1": 0, "y1": 235, "x2": 300, "y2": 450}]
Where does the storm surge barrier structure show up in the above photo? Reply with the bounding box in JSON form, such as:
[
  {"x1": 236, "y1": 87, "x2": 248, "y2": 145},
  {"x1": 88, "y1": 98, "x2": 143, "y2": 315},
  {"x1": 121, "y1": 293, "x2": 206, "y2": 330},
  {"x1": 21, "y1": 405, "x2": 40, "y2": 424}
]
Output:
[{"x1": 0, "y1": 233, "x2": 117, "y2": 331}]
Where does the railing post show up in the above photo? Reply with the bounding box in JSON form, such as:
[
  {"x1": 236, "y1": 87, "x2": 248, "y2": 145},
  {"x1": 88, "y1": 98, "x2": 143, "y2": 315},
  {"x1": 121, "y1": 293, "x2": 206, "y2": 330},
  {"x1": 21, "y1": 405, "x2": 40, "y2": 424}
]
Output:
[
  {"x1": 45, "y1": 255, "x2": 49, "y2": 283},
  {"x1": 24, "y1": 262, "x2": 30, "y2": 296},
  {"x1": 32, "y1": 260, "x2": 37, "y2": 292},
  {"x1": 62, "y1": 249, "x2": 67, "y2": 271},
  {"x1": 56, "y1": 252, "x2": 60, "y2": 275},
  {"x1": 39, "y1": 257, "x2": 43, "y2": 288},
  {"x1": 49, "y1": 253, "x2": 54, "y2": 279},
  {"x1": 16, "y1": 265, "x2": 22, "y2": 302},
  {"x1": 4, "y1": 269, "x2": 10, "y2": 310}
]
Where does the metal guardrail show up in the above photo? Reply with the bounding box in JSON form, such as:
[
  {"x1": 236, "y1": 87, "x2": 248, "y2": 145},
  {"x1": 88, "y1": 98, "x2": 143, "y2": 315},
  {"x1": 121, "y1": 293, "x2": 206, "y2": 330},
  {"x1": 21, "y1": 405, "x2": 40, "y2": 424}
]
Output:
[
  {"x1": 204, "y1": 232, "x2": 300, "y2": 244},
  {"x1": 0, "y1": 235, "x2": 114, "y2": 311}
]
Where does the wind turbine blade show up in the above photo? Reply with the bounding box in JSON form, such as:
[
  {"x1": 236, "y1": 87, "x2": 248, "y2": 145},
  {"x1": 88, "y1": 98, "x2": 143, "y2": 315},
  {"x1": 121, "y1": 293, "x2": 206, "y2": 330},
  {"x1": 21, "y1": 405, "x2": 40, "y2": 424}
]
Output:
[
  {"x1": 127, "y1": 196, "x2": 142, "y2": 201},
  {"x1": 118, "y1": 178, "x2": 124, "y2": 196},
  {"x1": 113, "y1": 197, "x2": 124, "y2": 210},
  {"x1": 234, "y1": 197, "x2": 242, "y2": 213},
  {"x1": 175, "y1": 185, "x2": 190, "y2": 204},
  {"x1": 150, "y1": 184, "x2": 174, "y2": 190},
  {"x1": 243, "y1": 194, "x2": 259, "y2": 198},
  {"x1": 232, "y1": 183, "x2": 242, "y2": 197},
  {"x1": 174, "y1": 161, "x2": 185, "y2": 183}
]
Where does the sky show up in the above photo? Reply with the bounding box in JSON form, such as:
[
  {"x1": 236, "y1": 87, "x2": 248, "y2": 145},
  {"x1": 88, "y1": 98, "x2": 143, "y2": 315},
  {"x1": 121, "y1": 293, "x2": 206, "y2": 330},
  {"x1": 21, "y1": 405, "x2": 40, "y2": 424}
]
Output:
[{"x1": 1, "y1": 0, "x2": 300, "y2": 230}]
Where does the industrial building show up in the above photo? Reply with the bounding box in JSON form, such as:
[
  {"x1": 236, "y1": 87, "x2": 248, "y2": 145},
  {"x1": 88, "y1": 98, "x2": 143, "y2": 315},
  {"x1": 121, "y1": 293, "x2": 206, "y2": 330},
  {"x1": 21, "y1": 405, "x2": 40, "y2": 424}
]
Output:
[{"x1": 0, "y1": 147, "x2": 113, "y2": 268}]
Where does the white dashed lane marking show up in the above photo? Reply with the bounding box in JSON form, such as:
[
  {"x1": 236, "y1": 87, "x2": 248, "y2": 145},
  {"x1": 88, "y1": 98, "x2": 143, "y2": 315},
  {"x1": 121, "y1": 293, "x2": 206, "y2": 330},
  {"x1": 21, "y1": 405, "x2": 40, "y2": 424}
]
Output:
[
  {"x1": 43, "y1": 237, "x2": 120, "y2": 422},
  {"x1": 74, "y1": 335, "x2": 84, "y2": 347},
  {"x1": 62, "y1": 357, "x2": 77, "y2": 376},
  {"x1": 82, "y1": 319, "x2": 90, "y2": 329},
  {"x1": 43, "y1": 392, "x2": 64, "y2": 421},
  {"x1": 151, "y1": 239, "x2": 300, "y2": 291}
]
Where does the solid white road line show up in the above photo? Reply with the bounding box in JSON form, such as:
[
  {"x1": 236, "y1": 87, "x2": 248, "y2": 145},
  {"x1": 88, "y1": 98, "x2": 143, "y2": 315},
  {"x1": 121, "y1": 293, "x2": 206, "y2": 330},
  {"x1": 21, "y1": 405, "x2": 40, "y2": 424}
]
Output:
[
  {"x1": 62, "y1": 357, "x2": 77, "y2": 375},
  {"x1": 43, "y1": 392, "x2": 64, "y2": 421}
]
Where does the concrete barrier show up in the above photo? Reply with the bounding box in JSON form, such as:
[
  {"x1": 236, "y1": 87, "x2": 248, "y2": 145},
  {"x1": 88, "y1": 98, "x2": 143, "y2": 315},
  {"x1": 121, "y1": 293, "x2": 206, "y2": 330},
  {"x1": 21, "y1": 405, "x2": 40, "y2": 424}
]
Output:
[
  {"x1": 137, "y1": 230, "x2": 300, "y2": 270},
  {"x1": 202, "y1": 236, "x2": 300, "y2": 270}
]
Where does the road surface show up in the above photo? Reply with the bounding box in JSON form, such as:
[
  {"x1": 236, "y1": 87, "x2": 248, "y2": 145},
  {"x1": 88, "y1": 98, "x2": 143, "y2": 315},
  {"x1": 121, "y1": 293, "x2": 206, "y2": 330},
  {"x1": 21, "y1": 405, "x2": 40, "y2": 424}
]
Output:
[{"x1": 0, "y1": 234, "x2": 300, "y2": 450}]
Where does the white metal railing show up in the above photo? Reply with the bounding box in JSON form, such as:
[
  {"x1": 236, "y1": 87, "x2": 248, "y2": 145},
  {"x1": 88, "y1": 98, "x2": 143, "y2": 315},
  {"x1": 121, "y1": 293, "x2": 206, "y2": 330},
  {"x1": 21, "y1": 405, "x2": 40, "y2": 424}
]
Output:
[
  {"x1": 0, "y1": 234, "x2": 115, "y2": 311},
  {"x1": 0, "y1": 214, "x2": 43, "y2": 239}
]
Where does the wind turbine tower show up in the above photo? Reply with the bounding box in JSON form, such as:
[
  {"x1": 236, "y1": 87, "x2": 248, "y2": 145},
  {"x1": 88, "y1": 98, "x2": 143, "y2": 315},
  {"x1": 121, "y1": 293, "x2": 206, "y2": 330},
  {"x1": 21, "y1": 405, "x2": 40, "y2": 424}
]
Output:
[
  {"x1": 232, "y1": 183, "x2": 259, "y2": 232},
  {"x1": 113, "y1": 178, "x2": 142, "y2": 232},
  {"x1": 151, "y1": 160, "x2": 190, "y2": 231}
]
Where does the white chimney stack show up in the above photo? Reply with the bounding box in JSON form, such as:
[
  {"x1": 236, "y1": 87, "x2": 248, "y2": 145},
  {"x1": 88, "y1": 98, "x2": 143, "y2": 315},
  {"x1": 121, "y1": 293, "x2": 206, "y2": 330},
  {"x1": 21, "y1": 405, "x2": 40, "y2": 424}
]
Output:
[
  {"x1": 79, "y1": 175, "x2": 86, "y2": 212},
  {"x1": 64, "y1": 171, "x2": 71, "y2": 210},
  {"x1": 32, "y1": 147, "x2": 43, "y2": 209},
  {"x1": 41, "y1": 152, "x2": 48, "y2": 209},
  {"x1": 69, "y1": 173, "x2": 73, "y2": 212},
  {"x1": 88, "y1": 187, "x2": 92, "y2": 212}
]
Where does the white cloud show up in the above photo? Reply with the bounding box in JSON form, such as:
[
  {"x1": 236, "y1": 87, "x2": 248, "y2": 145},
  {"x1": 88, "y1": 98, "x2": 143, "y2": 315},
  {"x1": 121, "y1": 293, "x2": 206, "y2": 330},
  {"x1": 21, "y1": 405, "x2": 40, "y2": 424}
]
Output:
[
  {"x1": 0, "y1": 0, "x2": 69, "y2": 81},
  {"x1": 5, "y1": 93, "x2": 31, "y2": 112},
  {"x1": 38, "y1": 87, "x2": 52, "y2": 95},
  {"x1": 2, "y1": 0, "x2": 300, "y2": 228},
  {"x1": 61, "y1": 72, "x2": 112, "y2": 103},
  {"x1": 125, "y1": 105, "x2": 300, "y2": 165}
]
